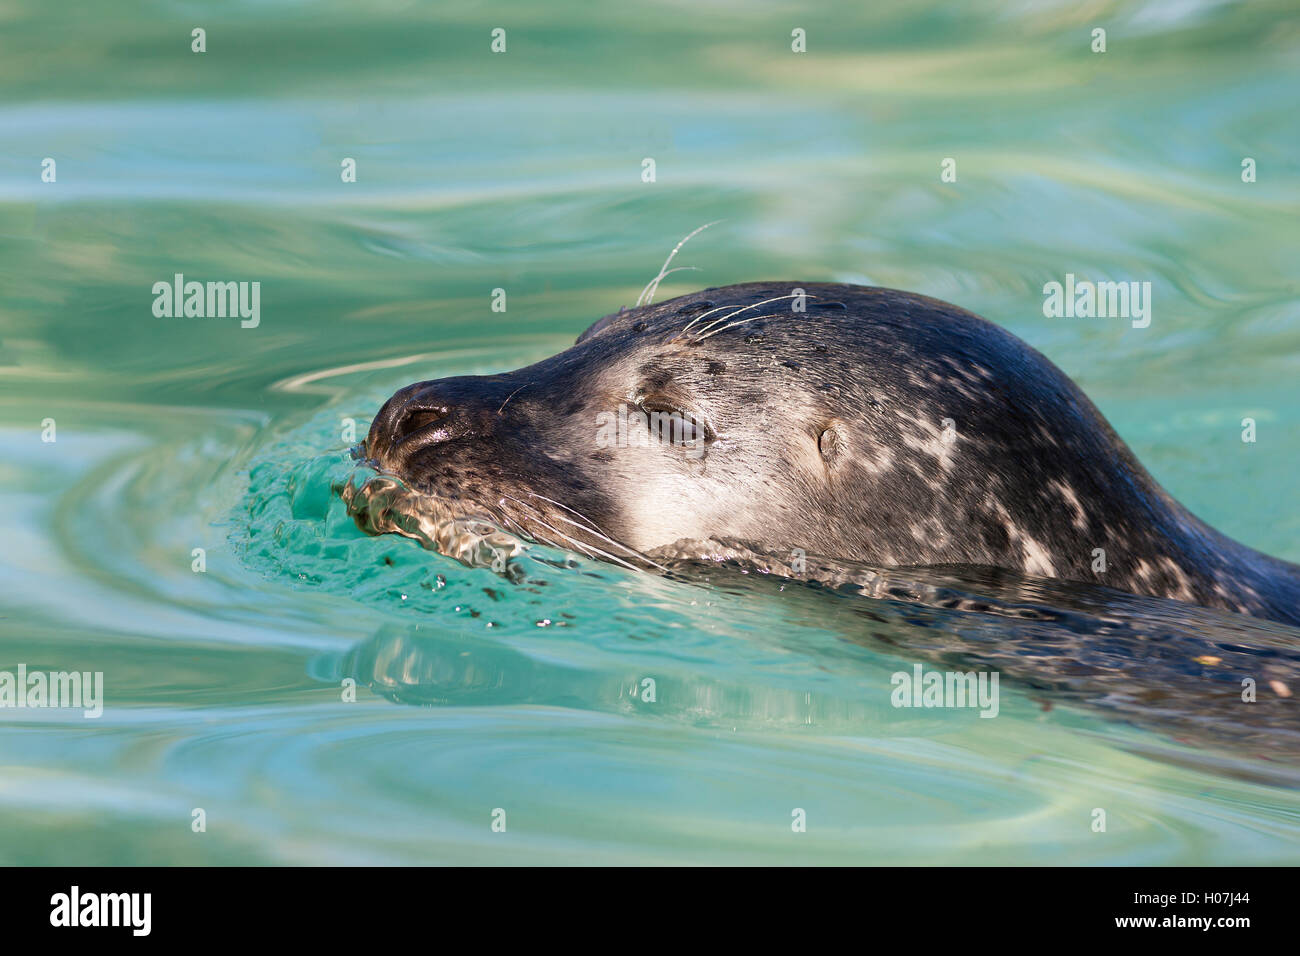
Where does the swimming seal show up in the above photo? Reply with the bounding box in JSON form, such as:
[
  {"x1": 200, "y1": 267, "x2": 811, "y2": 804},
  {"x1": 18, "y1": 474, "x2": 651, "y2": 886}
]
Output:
[{"x1": 362, "y1": 282, "x2": 1300, "y2": 627}]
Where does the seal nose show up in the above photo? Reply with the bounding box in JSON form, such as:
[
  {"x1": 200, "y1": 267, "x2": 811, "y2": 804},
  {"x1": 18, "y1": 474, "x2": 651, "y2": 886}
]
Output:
[
  {"x1": 367, "y1": 382, "x2": 488, "y2": 464},
  {"x1": 393, "y1": 401, "x2": 454, "y2": 441}
]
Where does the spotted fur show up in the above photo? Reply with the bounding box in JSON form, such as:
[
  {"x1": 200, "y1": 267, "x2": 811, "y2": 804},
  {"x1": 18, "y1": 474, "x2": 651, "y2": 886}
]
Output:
[{"x1": 366, "y1": 282, "x2": 1300, "y2": 626}]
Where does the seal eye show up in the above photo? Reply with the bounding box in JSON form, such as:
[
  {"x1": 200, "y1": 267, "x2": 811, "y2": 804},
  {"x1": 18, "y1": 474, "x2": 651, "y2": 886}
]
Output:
[{"x1": 640, "y1": 403, "x2": 709, "y2": 447}]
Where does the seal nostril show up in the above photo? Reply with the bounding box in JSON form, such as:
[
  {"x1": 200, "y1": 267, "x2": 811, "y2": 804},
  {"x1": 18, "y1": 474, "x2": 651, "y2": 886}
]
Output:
[
  {"x1": 384, "y1": 402, "x2": 459, "y2": 451},
  {"x1": 400, "y1": 407, "x2": 449, "y2": 437}
]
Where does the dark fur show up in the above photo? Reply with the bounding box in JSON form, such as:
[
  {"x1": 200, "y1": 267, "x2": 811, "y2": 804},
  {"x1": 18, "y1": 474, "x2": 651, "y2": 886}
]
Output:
[{"x1": 367, "y1": 282, "x2": 1300, "y2": 626}]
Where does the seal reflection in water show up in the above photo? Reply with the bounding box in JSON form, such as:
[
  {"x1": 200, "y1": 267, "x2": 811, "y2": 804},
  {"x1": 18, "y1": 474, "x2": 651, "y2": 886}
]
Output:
[{"x1": 359, "y1": 282, "x2": 1300, "y2": 627}]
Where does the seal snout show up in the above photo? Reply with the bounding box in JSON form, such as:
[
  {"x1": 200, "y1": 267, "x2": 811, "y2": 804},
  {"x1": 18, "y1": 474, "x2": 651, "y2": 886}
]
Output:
[
  {"x1": 367, "y1": 378, "x2": 506, "y2": 470},
  {"x1": 365, "y1": 382, "x2": 419, "y2": 462},
  {"x1": 369, "y1": 390, "x2": 458, "y2": 462}
]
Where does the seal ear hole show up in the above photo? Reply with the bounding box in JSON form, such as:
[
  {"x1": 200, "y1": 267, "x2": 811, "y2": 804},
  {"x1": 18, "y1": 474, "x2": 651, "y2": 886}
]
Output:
[{"x1": 818, "y1": 424, "x2": 847, "y2": 462}]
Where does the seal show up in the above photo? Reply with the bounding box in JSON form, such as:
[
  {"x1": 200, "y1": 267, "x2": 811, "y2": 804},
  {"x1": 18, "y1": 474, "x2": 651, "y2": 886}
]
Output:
[{"x1": 362, "y1": 281, "x2": 1300, "y2": 626}]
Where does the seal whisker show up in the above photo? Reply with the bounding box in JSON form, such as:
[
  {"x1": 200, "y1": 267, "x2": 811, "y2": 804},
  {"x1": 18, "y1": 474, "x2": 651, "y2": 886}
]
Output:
[
  {"x1": 523, "y1": 493, "x2": 618, "y2": 541},
  {"x1": 636, "y1": 220, "x2": 723, "y2": 307},
  {"x1": 638, "y1": 266, "x2": 701, "y2": 312},
  {"x1": 644, "y1": 265, "x2": 700, "y2": 293},
  {"x1": 550, "y1": 533, "x2": 644, "y2": 571},
  {"x1": 499, "y1": 496, "x2": 597, "y2": 553},
  {"x1": 672, "y1": 304, "x2": 737, "y2": 341},
  {"x1": 692, "y1": 294, "x2": 809, "y2": 338},
  {"x1": 547, "y1": 514, "x2": 668, "y2": 570},
  {"x1": 504, "y1": 509, "x2": 589, "y2": 557},
  {"x1": 693, "y1": 312, "x2": 784, "y2": 341},
  {"x1": 500, "y1": 514, "x2": 562, "y2": 552},
  {"x1": 507, "y1": 493, "x2": 666, "y2": 569},
  {"x1": 517, "y1": 512, "x2": 643, "y2": 571},
  {"x1": 497, "y1": 382, "x2": 532, "y2": 416}
]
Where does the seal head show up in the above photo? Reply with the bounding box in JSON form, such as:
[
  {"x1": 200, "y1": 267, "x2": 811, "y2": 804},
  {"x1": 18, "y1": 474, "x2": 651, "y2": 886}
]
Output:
[{"x1": 365, "y1": 282, "x2": 1300, "y2": 625}]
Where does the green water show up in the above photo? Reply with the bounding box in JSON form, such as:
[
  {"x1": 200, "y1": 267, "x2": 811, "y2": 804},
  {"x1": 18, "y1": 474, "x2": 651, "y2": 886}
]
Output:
[{"x1": 1, "y1": 1, "x2": 1298, "y2": 864}]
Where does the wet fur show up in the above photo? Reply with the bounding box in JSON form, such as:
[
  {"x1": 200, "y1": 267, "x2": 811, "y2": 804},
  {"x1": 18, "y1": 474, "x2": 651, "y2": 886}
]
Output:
[{"x1": 366, "y1": 282, "x2": 1300, "y2": 626}]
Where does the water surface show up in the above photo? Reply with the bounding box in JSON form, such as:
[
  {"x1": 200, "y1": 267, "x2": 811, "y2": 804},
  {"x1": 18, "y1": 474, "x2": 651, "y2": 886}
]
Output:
[{"x1": 1, "y1": 0, "x2": 1298, "y2": 864}]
